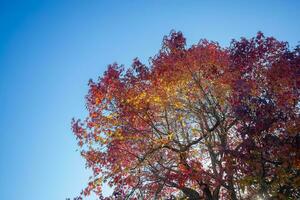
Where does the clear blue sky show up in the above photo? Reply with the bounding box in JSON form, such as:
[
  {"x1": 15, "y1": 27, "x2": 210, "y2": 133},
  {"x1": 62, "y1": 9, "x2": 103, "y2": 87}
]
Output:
[{"x1": 0, "y1": 1, "x2": 299, "y2": 199}]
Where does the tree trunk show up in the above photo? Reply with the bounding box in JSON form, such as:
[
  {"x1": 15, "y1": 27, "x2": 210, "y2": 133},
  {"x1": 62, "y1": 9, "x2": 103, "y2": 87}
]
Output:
[
  {"x1": 181, "y1": 187, "x2": 201, "y2": 200},
  {"x1": 228, "y1": 179, "x2": 238, "y2": 200},
  {"x1": 202, "y1": 185, "x2": 213, "y2": 200}
]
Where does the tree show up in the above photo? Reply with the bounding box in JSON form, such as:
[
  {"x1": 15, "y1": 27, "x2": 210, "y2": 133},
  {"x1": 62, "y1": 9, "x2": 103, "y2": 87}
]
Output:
[{"x1": 72, "y1": 31, "x2": 299, "y2": 199}]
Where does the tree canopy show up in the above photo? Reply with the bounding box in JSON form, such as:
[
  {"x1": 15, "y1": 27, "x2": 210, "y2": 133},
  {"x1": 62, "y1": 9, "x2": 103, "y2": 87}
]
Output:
[{"x1": 72, "y1": 31, "x2": 300, "y2": 200}]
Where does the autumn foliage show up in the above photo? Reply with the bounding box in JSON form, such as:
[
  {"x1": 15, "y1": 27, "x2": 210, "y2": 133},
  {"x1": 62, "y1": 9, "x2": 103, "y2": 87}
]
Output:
[{"x1": 72, "y1": 31, "x2": 300, "y2": 199}]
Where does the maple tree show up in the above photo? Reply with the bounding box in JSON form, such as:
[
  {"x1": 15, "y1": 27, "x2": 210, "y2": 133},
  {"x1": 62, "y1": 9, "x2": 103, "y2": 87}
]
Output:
[{"x1": 72, "y1": 31, "x2": 299, "y2": 200}]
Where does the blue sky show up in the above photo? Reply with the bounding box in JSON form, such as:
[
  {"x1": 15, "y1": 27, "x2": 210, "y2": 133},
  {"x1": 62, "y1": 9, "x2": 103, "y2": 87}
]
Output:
[{"x1": 0, "y1": 1, "x2": 299, "y2": 199}]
